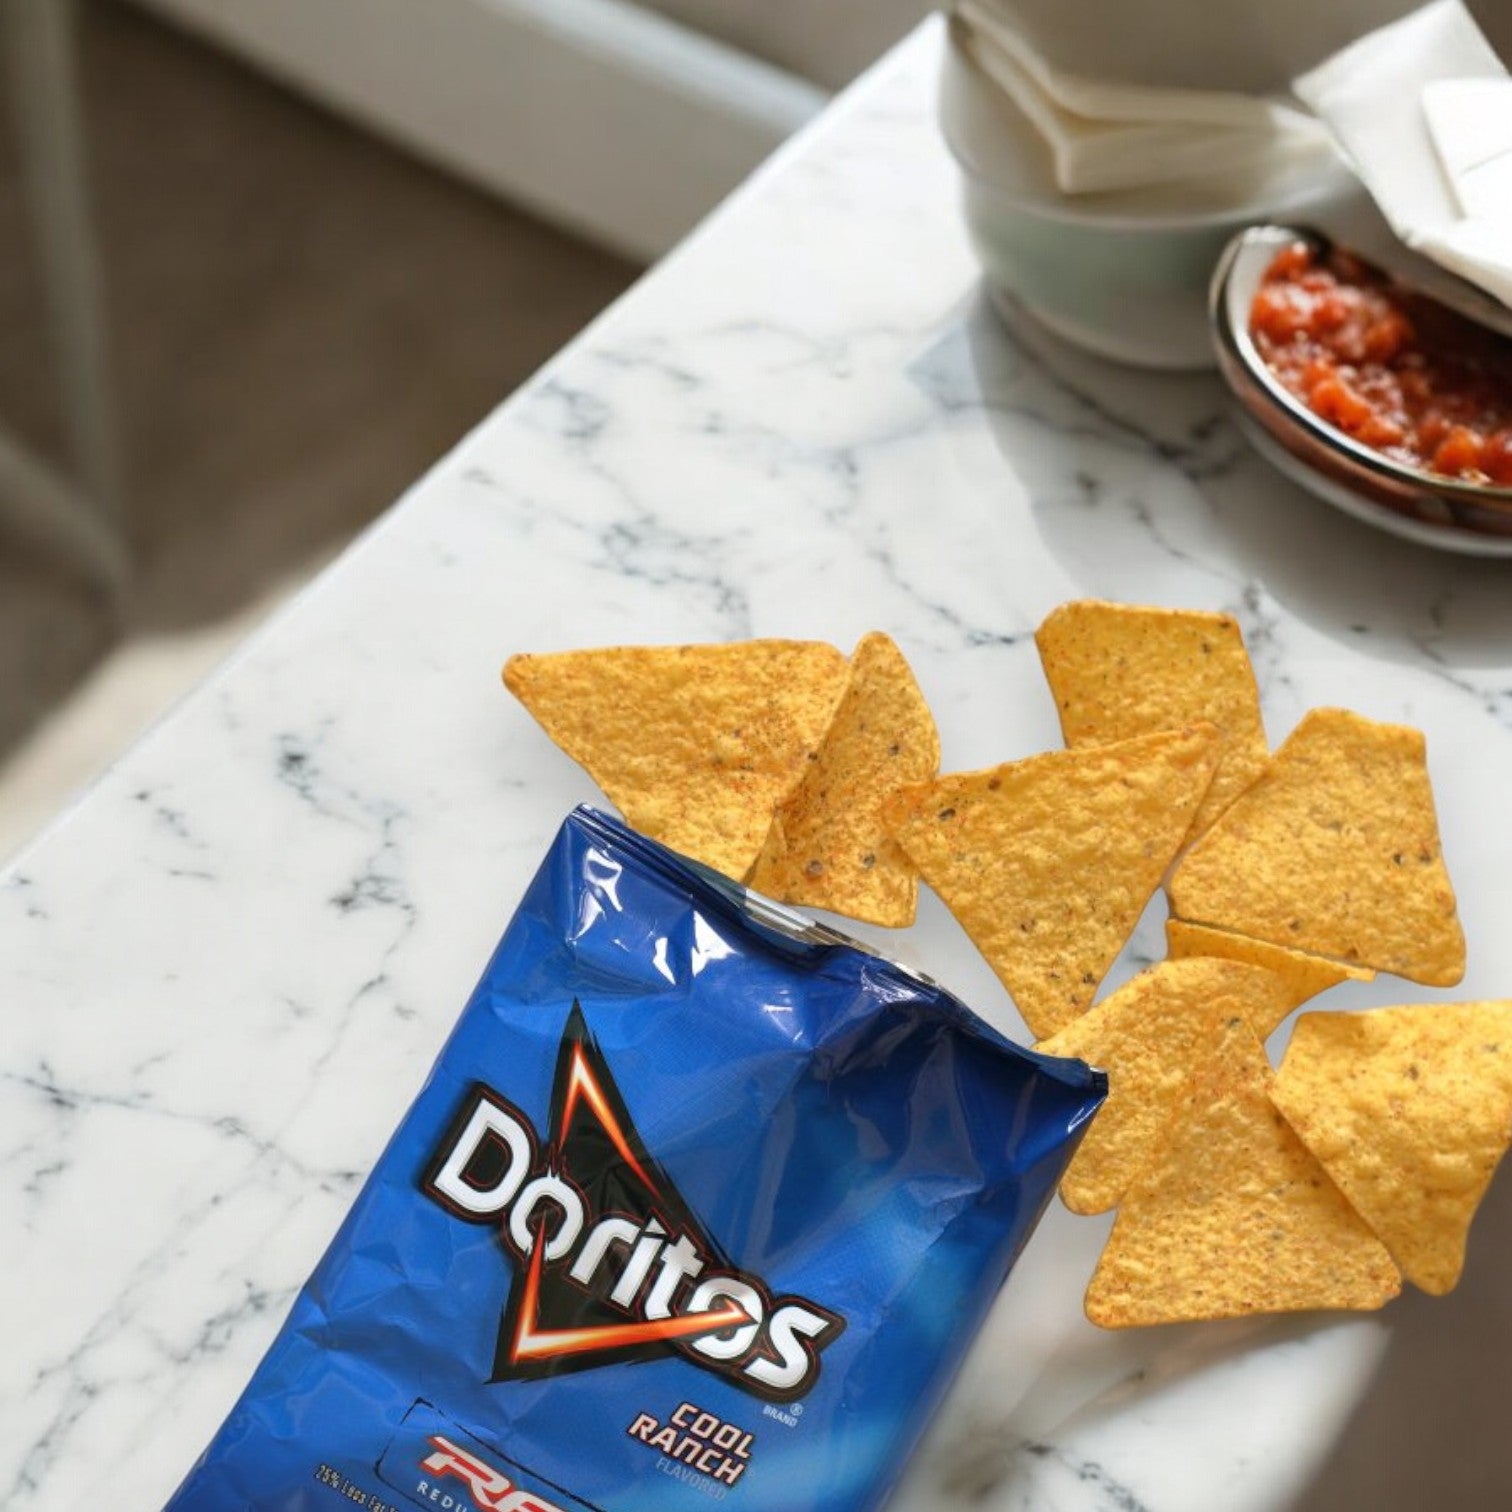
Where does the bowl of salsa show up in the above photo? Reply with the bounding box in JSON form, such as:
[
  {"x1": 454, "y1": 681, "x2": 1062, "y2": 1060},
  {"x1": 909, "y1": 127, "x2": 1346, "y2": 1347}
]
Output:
[{"x1": 1211, "y1": 223, "x2": 1512, "y2": 555}]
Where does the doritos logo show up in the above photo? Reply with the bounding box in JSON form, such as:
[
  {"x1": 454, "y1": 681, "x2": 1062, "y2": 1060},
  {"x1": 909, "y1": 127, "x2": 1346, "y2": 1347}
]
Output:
[
  {"x1": 420, "y1": 1434, "x2": 567, "y2": 1512},
  {"x1": 421, "y1": 1004, "x2": 843, "y2": 1401}
]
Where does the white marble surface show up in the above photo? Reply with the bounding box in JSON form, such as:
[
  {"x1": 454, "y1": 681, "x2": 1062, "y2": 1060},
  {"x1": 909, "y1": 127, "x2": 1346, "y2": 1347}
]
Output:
[{"x1": 6, "y1": 19, "x2": 1512, "y2": 1511}]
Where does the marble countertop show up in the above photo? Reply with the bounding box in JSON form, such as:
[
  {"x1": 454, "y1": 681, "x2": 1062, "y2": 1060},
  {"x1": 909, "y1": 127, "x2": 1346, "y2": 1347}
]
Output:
[{"x1": 7, "y1": 19, "x2": 1512, "y2": 1512}]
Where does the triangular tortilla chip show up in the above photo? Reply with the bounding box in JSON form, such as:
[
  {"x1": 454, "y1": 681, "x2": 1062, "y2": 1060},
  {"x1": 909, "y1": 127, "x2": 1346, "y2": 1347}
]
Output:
[
  {"x1": 1085, "y1": 1016, "x2": 1401, "y2": 1327},
  {"x1": 749, "y1": 633, "x2": 939, "y2": 927},
  {"x1": 882, "y1": 725, "x2": 1219, "y2": 1039},
  {"x1": 1168, "y1": 708, "x2": 1465, "y2": 986},
  {"x1": 1039, "y1": 958, "x2": 1291, "y2": 1214},
  {"x1": 1035, "y1": 601, "x2": 1268, "y2": 840},
  {"x1": 1272, "y1": 1004, "x2": 1512, "y2": 1295},
  {"x1": 1165, "y1": 919, "x2": 1374, "y2": 1035},
  {"x1": 503, "y1": 641, "x2": 849, "y2": 879}
]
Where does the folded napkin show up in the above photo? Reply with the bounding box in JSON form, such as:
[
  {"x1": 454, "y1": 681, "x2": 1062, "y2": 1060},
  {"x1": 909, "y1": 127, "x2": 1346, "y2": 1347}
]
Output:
[
  {"x1": 1295, "y1": 0, "x2": 1512, "y2": 309},
  {"x1": 954, "y1": 0, "x2": 1334, "y2": 195}
]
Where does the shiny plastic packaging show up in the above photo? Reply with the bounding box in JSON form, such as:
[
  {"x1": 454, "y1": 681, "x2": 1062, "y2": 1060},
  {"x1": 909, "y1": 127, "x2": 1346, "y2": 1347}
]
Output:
[{"x1": 167, "y1": 807, "x2": 1105, "y2": 1512}]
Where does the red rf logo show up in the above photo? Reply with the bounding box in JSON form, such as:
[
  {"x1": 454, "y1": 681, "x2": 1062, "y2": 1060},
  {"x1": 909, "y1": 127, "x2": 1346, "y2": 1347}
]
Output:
[{"x1": 419, "y1": 1435, "x2": 569, "y2": 1512}]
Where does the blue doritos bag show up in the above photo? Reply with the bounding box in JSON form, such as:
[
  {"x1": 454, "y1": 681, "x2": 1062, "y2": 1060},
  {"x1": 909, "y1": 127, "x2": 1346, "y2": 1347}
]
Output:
[{"x1": 167, "y1": 807, "x2": 1104, "y2": 1512}]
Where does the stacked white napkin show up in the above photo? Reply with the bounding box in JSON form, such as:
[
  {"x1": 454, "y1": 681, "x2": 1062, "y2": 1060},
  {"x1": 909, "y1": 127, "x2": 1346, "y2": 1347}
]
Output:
[
  {"x1": 955, "y1": 0, "x2": 1512, "y2": 311},
  {"x1": 954, "y1": 0, "x2": 1333, "y2": 194}
]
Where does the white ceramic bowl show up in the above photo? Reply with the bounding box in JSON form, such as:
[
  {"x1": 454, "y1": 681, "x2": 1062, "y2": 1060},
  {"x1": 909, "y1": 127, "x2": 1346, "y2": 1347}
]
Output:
[{"x1": 936, "y1": 23, "x2": 1360, "y2": 370}]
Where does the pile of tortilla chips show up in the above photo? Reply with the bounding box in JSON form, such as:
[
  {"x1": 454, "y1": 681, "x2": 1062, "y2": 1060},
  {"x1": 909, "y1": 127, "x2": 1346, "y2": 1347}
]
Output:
[{"x1": 504, "y1": 602, "x2": 1512, "y2": 1328}]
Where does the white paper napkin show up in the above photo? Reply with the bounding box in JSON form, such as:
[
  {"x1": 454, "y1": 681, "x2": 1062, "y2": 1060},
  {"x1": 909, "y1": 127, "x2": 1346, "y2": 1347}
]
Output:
[
  {"x1": 953, "y1": 0, "x2": 1331, "y2": 195},
  {"x1": 1295, "y1": 0, "x2": 1512, "y2": 309},
  {"x1": 1424, "y1": 77, "x2": 1512, "y2": 216}
]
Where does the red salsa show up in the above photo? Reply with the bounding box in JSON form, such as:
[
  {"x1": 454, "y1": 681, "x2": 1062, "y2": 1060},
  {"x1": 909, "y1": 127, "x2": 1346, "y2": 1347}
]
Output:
[{"x1": 1250, "y1": 241, "x2": 1512, "y2": 486}]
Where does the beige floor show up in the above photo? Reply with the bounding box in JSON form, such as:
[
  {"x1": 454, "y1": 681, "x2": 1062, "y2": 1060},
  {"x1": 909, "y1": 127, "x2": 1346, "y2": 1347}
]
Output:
[{"x1": 0, "y1": 0, "x2": 636, "y2": 863}]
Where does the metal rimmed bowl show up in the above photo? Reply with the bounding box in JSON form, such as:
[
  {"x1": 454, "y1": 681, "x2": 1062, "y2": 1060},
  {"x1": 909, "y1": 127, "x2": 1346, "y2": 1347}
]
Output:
[{"x1": 1211, "y1": 223, "x2": 1512, "y2": 557}]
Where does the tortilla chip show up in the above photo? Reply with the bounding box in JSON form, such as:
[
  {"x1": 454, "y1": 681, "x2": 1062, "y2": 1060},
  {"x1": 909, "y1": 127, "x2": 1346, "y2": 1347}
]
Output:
[
  {"x1": 1168, "y1": 708, "x2": 1464, "y2": 986},
  {"x1": 1039, "y1": 958, "x2": 1292, "y2": 1214},
  {"x1": 1165, "y1": 919, "x2": 1374, "y2": 1035},
  {"x1": 1085, "y1": 1015, "x2": 1401, "y2": 1327},
  {"x1": 1271, "y1": 1004, "x2": 1512, "y2": 1295},
  {"x1": 749, "y1": 633, "x2": 938, "y2": 927},
  {"x1": 503, "y1": 641, "x2": 849, "y2": 879},
  {"x1": 882, "y1": 725, "x2": 1219, "y2": 1039},
  {"x1": 1035, "y1": 601, "x2": 1268, "y2": 839}
]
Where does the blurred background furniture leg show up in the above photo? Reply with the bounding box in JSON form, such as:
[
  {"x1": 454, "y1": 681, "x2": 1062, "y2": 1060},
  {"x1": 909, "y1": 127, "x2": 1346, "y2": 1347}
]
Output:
[{"x1": 1, "y1": 0, "x2": 128, "y2": 599}]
